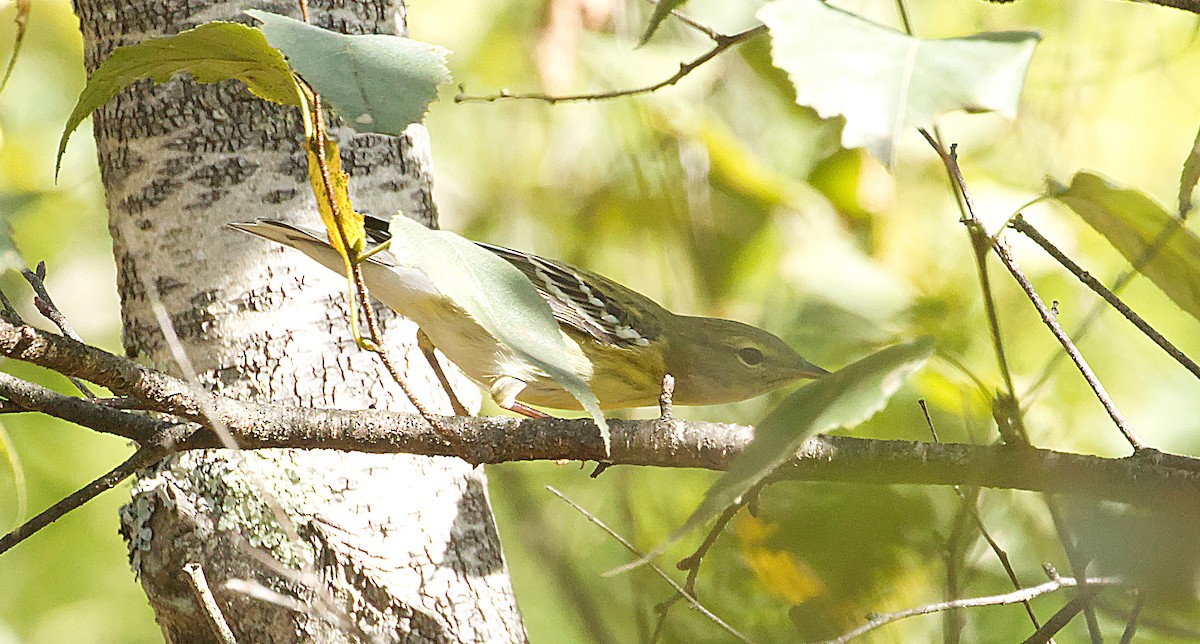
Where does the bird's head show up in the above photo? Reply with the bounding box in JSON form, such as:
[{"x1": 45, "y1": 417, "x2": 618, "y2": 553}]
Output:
[{"x1": 664, "y1": 315, "x2": 828, "y2": 406}]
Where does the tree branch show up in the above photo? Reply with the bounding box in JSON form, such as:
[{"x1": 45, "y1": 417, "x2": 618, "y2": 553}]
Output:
[{"x1": 3, "y1": 319, "x2": 1200, "y2": 510}]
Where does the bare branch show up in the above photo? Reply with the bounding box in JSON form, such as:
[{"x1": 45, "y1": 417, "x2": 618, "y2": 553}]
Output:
[
  {"x1": 920, "y1": 133, "x2": 1144, "y2": 452},
  {"x1": 920, "y1": 400, "x2": 1042, "y2": 630},
  {"x1": 1020, "y1": 581, "x2": 1106, "y2": 644},
  {"x1": 2, "y1": 318, "x2": 1200, "y2": 508},
  {"x1": 455, "y1": 25, "x2": 768, "y2": 104},
  {"x1": 823, "y1": 576, "x2": 1124, "y2": 644},
  {"x1": 1010, "y1": 215, "x2": 1200, "y2": 382},
  {"x1": 0, "y1": 370, "x2": 172, "y2": 442},
  {"x1": 547, "y1": 486, "x2": 749, "y2": 643},
  {"x1": 16, "y1": 265, "x2": 97, "y2": 398},
  {"x1": 183, "y1": 563, "x2": 238, "y2": 644},
  {"x1": 0, "y1": 440, "x2": 182, "y2": 555},
  {"x1": 640, "y1": 0, "x2": 722, "y2": 41},
  {"x1": 992, "y1": 241, "x2": 1145, "y2": 451},
  {"x1": 1118, "y1": 589, "x2": 1145, "y2": 644},
  {"x1": 653, "y1": 483, "x2": 757, "y2": 639},
  {"x1": 918, "y1": 130, "x2": 1021, "y2": 437},
  {"x1": 1044, "y1": 504, "x2": 1104, "y2": 642}
]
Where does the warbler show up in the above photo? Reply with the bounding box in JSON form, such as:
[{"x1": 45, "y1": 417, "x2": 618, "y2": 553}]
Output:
[{"x1": 230, "y1": 215, "x2": 827, "y2": 412}]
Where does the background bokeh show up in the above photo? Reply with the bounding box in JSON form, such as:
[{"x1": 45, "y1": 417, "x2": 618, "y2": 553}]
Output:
[{"x1": 2, "y1": 0, "x2": 1199, "y2": 641}]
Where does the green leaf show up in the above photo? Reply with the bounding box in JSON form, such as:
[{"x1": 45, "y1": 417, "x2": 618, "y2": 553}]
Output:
[
  {"x1": 386, "y1": 215, "x2": 611, "y2": 453},
  {"x1": 613, "y1": 338, "x2": 933, "y2": 573},
  {"x1": 1052, "y1": 171, "x2": 1200, "y2": 323},
  {"x1": 247, "y1": 10, "x2": 450, "y2": 136},
  {"x1": 1180, "y1": 127, "x2": 1200, "y2": 217},
  {"x1": 639, "y1": 0, "x2": 688, "y2": 45},
  {"x1": 757, "y1": 0, "x2": 1040, "y2": 165},
  {"x1": 0, "y1": 420, "x2": 28, "y2": 530},
  {"x1": 0, "y1": 0, "x2": 31, "y2": 96},
  {"x1": 56, "y1": 21, "x2": 299, "y2": 177}
]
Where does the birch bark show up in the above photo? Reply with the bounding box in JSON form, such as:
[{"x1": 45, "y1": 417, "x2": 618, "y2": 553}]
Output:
[{"x1": 72, "y1": 1, "x2": 526, "y2": 640}]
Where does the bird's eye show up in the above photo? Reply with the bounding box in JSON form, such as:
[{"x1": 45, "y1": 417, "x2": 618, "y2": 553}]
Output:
[{"x1": 736, "y1": 346, "x2": 765, "y2": 366}]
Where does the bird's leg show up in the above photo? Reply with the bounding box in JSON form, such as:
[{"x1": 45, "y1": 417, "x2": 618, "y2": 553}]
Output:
[
  {"x1": 489, "y1": 375, "x2": 550, "y2": 418},
  {"x1": 490, "y1": 376, "x2": 590, "y2": 469},
  {"x1": 504, "y1": 401, "x2": 551, "y2": 418},
  {"x1": 490, "y1": 375, "x2": 572, "y2": 466},
  {"x1": 416, "y1": 329, "x2": 471, "y2": 416}
]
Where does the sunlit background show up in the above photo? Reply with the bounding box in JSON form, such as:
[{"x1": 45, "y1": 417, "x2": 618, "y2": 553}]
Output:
[{"x1": 2, "y1": 0, "x2": 1199, "y2": 641}]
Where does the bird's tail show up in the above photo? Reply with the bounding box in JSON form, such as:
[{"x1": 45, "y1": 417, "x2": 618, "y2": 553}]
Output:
[
  {"x1": 229, "y1": 220, "x2": 358, "y2": 276},
  {"x1": 229, "y1": 218, "x2": 440, "y2": 313}
]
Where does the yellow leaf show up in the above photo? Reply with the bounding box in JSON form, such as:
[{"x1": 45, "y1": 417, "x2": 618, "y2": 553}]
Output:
[
  {"x1": 735, "y1": 514, "x2": 825, "y2": 605},
  {"x1": 305, "y1": 136, "x2": 365, "y2": 268}
]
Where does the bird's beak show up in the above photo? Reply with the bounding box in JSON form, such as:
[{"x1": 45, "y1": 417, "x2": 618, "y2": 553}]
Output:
[{"x1": 795, "y1": 359, "x2": 830, "y2": 379}]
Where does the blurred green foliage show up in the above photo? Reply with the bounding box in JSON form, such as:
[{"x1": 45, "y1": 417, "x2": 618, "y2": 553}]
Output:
[{"x1": 2, "y1": 0, "x2": 1200, "y2": 641}]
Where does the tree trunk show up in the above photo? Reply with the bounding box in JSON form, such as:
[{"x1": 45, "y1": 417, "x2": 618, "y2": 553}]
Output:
[{"x1": 73, "y1": 1, "x2": 526, "y2": 640}]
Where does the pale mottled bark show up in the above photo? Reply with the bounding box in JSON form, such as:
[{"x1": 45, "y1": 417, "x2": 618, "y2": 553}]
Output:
[{"x1": 72, "y1": 0, "x2": 525, "y2": 640}]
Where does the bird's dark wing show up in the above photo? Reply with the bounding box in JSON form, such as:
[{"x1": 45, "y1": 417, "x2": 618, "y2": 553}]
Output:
[
  {"x1": 474, "y1": 242, "x2": 664, "y2": 348},
  {"x1": 361, "y1": 213, "x2": 663, "y2": 347}
]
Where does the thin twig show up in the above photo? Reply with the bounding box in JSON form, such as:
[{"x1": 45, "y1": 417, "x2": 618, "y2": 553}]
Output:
[
  {"x1": 19, "y1": 264, "x2": 96, "y2": 398},
  {"x1": 920, "y1": 131, "x2": 1019, "y2": 404},
  {"x1": 0, "y1": 370, "x2": 165, "y2": 442},
  {"x1": 1020, "y1": 583, "x2": 1107, "y2": 644},
  {"x1": 353, "y1": 268, "x2": 451, "y2": 431},
  {"x1": 893, "y1": 0, "x2": 914, "y2": 34},
  {"x1": 1118, "y1": 588, "x2": 1145, "y2": 644},
  {"x1": 416, "y1": 330, "x2": 470, "y2": 416},
  {"x1": 991, "y1": 241, "x2": 1145, "y2": 451},
  {"x1": 455, "y1": 25, "x2": 768, "y2": 104},
  {"x1": 921, "y1": 133, "x2": 1143, "y2": 451},
  {"x1": 1025, "y1": 197, "x2": 1193, "y2": 399},
  {"x1": 22, "y1": 262, "x2": 85, "y2": 344},
  {"x1": 1043, "y1": 509, "x2": 1103, "y2": 643},
  {"x1": 546, "y1": 486, "x2": 751, "y2": 643},
  {"x1": 0, "y1": 442, "x2": 174, "y2": 555},
  {"x1": 822, "y1": 576, "x2": 1124, "y2": 644},
  {"x1": 0, "y1": 290, "x2": 19, "y2": 323},
  {"x1": 308, "y1": 96, "x2": 451, "y2": 432},
  {"x1": 652, "y1": 485, "x2": 755, "y2": 640},
  {"x1": 920, "y1": 400, "x2": 1042, "y2": 631},
  {"x1": 943, "y1": 488, "x2": 972, "y2": 644},
  {"x1": 1010, "y1": 215, "x2": 1200, "y2": 381},
  {"x1": 919, "y1": 137, "x2": 1115, "y2": 639},
  {"x1": 613, "y1": 471, "x2": 653, "y2": 642},
  {"x1": 487, "y1": 468, "x2": 618, "y2": 643},
  {"x1": 1180, "y1": 123, "x2": 1200, "y2": 218},
  {"x1": 183, "y1": 562, "x2": 238, "y2": 644}
]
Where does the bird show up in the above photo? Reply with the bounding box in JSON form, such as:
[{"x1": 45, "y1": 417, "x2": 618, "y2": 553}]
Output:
[{"x1": 229, "y1": 215, "x2": 828, "y2": 414}]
